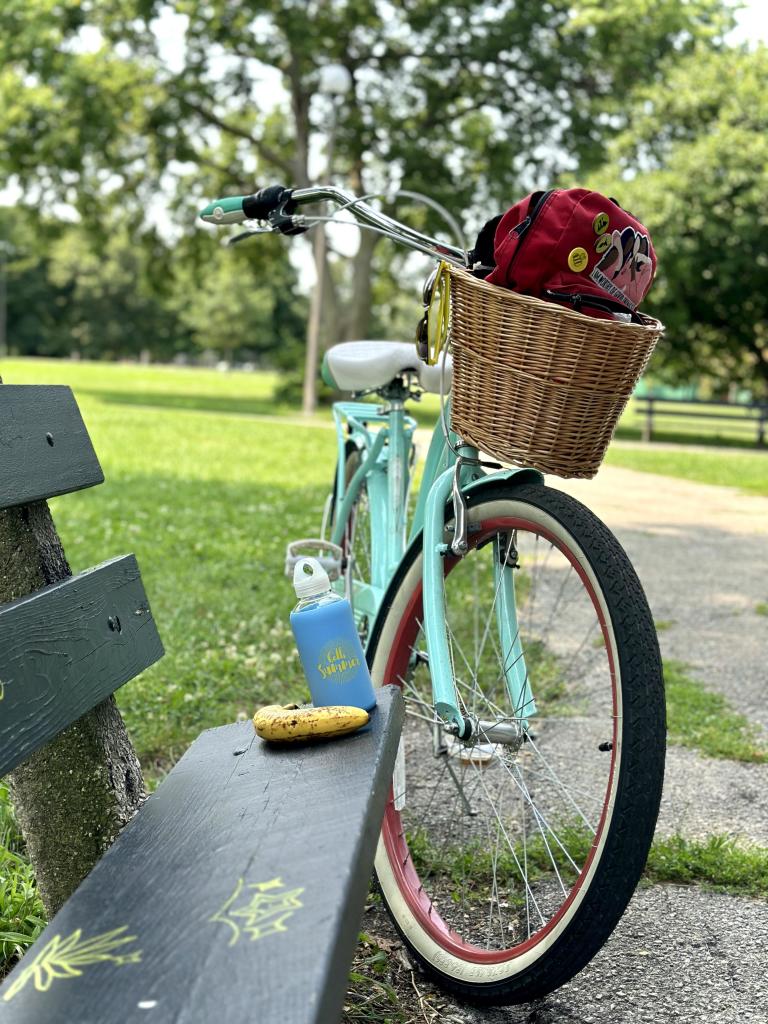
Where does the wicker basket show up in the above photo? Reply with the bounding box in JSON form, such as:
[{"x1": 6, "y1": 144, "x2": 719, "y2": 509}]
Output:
[{"x1": 448, "y1": 268, "x2": 664, "y2": 478}]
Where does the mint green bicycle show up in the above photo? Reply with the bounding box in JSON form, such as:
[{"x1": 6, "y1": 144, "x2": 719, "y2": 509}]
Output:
[{"x1": 200, "y1": 185, "x2": 665, "y2": 1004}]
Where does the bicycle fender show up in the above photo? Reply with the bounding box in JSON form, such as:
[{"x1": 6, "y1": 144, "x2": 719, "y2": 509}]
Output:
[{"x1": 462, "y1": 466, "x2": 544, "y2": 496}]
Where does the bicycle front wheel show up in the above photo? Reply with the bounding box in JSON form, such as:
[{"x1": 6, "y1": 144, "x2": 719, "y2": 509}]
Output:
[{"x1": 368, "y1": 481, "x2": 665, "y2": 1004}]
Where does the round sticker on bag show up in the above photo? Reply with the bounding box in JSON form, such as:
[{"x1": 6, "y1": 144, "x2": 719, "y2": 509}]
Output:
[
  {"x1": 568, "y1": 247, "x2": 588, "y2": 272},
  {"x1": 595, "y1": 232, "x2": 612, "y2": 254},
  {"x1": 593, "y1": 212, "x2": 610, "y2": 234}
]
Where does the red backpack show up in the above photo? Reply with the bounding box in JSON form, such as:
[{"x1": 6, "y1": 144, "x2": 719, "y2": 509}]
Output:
[{"x1": 470, "y1": 188, "x2": 656, "y2": 321}]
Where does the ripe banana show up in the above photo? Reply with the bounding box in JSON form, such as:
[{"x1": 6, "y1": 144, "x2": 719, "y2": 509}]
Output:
[{"x1": 253, "y1": 703, "x2": 370, "y2": 743}]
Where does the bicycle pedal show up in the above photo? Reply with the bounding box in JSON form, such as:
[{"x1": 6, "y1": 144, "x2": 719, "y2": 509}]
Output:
[{"x1": 285, "y1": 539, "x2": 343, "y2": 581}]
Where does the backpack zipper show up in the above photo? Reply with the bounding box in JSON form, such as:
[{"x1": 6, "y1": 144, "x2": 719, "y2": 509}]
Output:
[
  {"x1": 543, "y1": 289, "x2": 639, "y2": 322},
  {"x1": 505, "y1": 189, "x2": 555, "y2": 286},
  {"x1": 512, "y1": 190, "x2": 554, "y2": 240}
]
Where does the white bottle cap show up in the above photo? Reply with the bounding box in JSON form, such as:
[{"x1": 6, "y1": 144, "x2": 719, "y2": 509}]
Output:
[{"x1": 293, "y1": 557, "x2": 331, "y2": 599}]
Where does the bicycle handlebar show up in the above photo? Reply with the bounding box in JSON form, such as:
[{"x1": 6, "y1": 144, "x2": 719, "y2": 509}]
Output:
[
  {"x1": 244, "y1": 185, "x2": 294, "y2": 220},
  {"x1": 199, "y1": 184, "x2": 468, "y2": 265}
]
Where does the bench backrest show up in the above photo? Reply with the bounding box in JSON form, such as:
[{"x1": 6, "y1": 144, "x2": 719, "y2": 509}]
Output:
[{"x1": 0, "y1": 384, "x2": 163, "y2": 778}]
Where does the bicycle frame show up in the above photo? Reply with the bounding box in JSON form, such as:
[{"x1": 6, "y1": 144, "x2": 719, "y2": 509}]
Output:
[
  {"x1": 329, "y1": 394, "x2": 540, "y2": 735},
  {"x1": 201, "y1": 182, "x2": 542, "y2": 737},
  {"x1": 329, "y1": 399, "x2": 417, "y2": 626}
]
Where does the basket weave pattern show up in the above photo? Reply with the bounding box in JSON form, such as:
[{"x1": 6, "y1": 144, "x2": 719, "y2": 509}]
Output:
[{"x1": 448, "y1": 268, "x2": 663, "y2": 478}]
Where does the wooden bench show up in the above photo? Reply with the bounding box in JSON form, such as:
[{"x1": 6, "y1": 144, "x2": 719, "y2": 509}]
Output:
[
  {"x1": 0, "y1": 383, "x2": 404, "y2": 1022},
  {"x1": 636, "y1": 395, "x2": 768, "y2": 445}
]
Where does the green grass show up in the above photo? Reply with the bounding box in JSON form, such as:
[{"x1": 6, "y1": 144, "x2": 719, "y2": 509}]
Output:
[
  {"x1": 665, "y1": 660, "x2": 768, "y2": 764},
  {"x1": 755, "y1": 602, "x2": 768, "y2": 617},
  {"x1": 0, "y1": 358, "x2": 311, "y2": 421},
  {"x1": 605, "y1": 446, "x2": 768, "y2": 496},
  {"x1": 0, "y1": 786, "x2": 46, "y2": 965},
  {"x1": 409, "y1": 824, "x2": 768, "y2": 903},
  {"x1": 615, "y1": 399, "x2": 766, "y2": 448},
  {"x1": 3, "y1": 361, "x2": 341, "y2": 764},
  {"x1": 645, "y1": 834, "x2": 768, "y2": 898},
  {"x1": 345, "y1": 931, "x2": 409, "y2": 1024},
  {"x1": 6, "y1": 356, "x2": 768, "y2": 494}
]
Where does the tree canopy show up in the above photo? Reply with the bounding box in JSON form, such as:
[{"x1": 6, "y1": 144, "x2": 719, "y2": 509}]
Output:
[
  {"x1": 4, "y1": 0, "x2": 764, "y2": 398},
  {"x1": 1, "y1": 1, "x2": 734, "y2": 210},
  {"x1": 0, "y1": 207, "x2": 305, "y2": 363},
  {"x1": 592, "y1": 42, "x2": 768, "y2": 395}
]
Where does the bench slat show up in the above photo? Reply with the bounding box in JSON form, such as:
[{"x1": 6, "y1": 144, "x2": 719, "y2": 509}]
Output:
[
  {"x1": 0, "y1": 554, "x2": 164, "y2": 777},
  {"x1": 0, "y1": 385, "x2": 103, "y2": 508},
  {"x1": 0, "y1": 687, "x2": 404, "y2": 1024},
  {"x1": 638, "y1": 409, "x2": 762, "y2": 423},
  {"x1": 636, "y1": 397, "x2": 766, "y2": 410}
]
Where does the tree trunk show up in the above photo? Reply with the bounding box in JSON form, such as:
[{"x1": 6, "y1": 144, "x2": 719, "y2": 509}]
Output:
[
  {"x1": 339, "y1": 154, "x2": 380, "y2": 343},
  {"x1": 342, "y1": 229, "x2": 380, "y2": 341},
  {"x1": 0, "y1": 502, "x2": 145, "y2": 916},
  {"x1": 320, "y1": 241, "x2": 339, "y2": 345},
  {"x1": 302, "y1": 224, "x2": 327, "y2": 415}
]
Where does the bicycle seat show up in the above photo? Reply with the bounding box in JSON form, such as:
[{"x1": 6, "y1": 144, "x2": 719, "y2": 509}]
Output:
[{"x1": 322, "y1": 341, "x2": 453, "y2": 394}]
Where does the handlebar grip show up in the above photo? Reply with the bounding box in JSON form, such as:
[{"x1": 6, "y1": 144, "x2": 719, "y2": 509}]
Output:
[
  {"x1": 243, "y1": 185, "x2": 295, "y2": 220},
  {"x1": 198, "y1": 185, "x2": 295, "y2": 226},
  {"x1": 199, "y1": 195, "x2": 248, "y2": 225}
]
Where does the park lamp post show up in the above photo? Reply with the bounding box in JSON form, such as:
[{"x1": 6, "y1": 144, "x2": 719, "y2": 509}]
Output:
[{"x1": 302, "y1": 63, "x2": 353, "y2": 417}]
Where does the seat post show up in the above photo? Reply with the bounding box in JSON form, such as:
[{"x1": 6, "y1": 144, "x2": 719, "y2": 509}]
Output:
[{"x1": 386, "y1": 397, "x2": 408, "y2": 579}]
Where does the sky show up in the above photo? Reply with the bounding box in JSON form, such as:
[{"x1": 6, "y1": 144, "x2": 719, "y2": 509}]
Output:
[{"x1": 733, "y1": 0, "x2": 768, "y2": 40}]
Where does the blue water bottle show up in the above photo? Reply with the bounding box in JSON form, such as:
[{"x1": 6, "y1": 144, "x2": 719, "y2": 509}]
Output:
[{"x1": 290, "y1": 557, "x2": 377, "y2": 712}]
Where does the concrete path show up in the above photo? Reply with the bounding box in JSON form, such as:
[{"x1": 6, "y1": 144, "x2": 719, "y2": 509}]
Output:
[
  {"x1": 351, "y1": 461, "x2": 768, "y2": 1024},
  {"x1": 555, "y1": 467, "x2": 768, "y2": 732}
]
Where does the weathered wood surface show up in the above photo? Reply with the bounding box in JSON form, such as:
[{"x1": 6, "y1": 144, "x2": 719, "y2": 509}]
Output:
[
  {"x1": 0, "y1": 385, "x2": 103, "y2": 509},
  {"x1": 0, "y1": 686, "x2": 404, "y2": 1024},
  {"x1": 0, "y1": 554, "x2": 164, "y2": 778}
]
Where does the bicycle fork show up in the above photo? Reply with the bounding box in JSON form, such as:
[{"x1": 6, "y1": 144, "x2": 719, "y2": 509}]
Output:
[{"x1": 422, "y1": 452, "x2": 536, "y2": 739}]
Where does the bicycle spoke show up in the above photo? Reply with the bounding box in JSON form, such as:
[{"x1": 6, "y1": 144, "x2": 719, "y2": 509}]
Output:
[
  {"x1": 464, "y1": 756, "x2": 547, "y2": 928},
  {"x1": 473, "y1": 532, "x2": 516, "y2": 673},
  {"x1": 498, "y1": 755, "x2": 583, "y2": 877},
  {"x1": 519, "y1": 732, "x2": 598, "y2": 834}
]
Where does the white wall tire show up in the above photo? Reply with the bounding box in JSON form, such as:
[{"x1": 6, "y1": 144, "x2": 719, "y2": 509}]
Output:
[{"x1": 367, "y1": 482, "x2": 665, "y2": 1003}]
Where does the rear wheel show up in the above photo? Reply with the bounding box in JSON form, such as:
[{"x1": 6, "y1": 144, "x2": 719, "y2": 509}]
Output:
[{"x1": 368, "y1": 481, "x2": 665, "y2": 1003}]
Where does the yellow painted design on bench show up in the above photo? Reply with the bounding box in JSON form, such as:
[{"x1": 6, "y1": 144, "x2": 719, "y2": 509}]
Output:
[
  {"x1": 210, "y1": 877, "x2": 304, "y2": 946},
  {"x1": 2, "y1": 927, "x2": 142, "y2": 1002}
]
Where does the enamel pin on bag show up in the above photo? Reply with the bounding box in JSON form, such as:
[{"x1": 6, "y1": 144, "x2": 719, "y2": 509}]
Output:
[{"x1": 469, "y1": 188, "x2": 657, "y2": 322}]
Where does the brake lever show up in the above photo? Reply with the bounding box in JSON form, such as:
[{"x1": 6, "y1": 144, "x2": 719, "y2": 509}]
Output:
[
  {"x1": 227, "y1": 224, "x2": 277, "y2": 246},
  {"x1": 268, "y1": 201, "x2": 308, "y2": 235}
]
